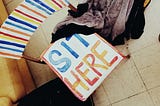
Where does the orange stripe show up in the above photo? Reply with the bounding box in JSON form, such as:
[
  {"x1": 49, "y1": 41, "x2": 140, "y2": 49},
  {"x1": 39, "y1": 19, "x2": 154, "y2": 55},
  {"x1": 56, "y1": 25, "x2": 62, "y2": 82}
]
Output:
[
  {"x1": 0, "y1": 52, "x2": 22, "y2": 58},
  {"x1": 20, "y1": 4, "x2": 47, "y2": 19},
  {"x1": 59, "y1": 0, "x2": 67, "y2": 7},
  {"x1": 1, "y1": 26, "x2": 31, "y2": 37}
]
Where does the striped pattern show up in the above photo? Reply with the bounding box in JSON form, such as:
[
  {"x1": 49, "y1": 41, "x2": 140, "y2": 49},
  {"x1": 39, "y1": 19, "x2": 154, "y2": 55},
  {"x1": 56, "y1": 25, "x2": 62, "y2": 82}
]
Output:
[{"x1": 0, "y1": 0, "x2": 70, "y2": 59}]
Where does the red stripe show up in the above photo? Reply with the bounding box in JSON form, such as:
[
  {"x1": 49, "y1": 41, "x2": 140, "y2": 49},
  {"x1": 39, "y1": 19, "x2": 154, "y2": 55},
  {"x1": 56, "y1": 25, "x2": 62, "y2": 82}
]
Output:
[
  {"x1": 52, "y1": 0, "x2": 62, "y2": 8},
  {"x1": 20, "y1": 4, "x2": 47, "y2": 18},
  {"x1": 15, "y1": 9, "x2": 43, "y2": 23},
  {"x1": 0, "y1": 31, "x2": 28, "y2": 42}
]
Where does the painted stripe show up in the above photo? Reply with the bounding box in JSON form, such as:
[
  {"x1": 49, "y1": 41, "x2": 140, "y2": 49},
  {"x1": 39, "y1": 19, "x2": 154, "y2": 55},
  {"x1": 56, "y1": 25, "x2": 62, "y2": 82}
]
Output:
[
  {"x1": 0, "y1": 52, "x2": 22, "y2": 58},
  {"x1": 0, "y1": 49, "x2": 22, "y2": 58},
  {"x1": 0, "y1": 46, "x2": 23, "y2": 53},
  {"x1": 5, "y1": 21, "x2": 34, "y2": 33},
  {"x1": 33, "y1": 0, "x2": 56, "y2": 12},
  {"x1": 12, "y1": 12, "x2": 40, "y2": 26},
  {"x1": 17, "y1": 6, "x2": 45, "y2": 22},
  {"x1": 0, "y1": 34, "x2": 28, "y2": 45},
  {"x1": 20, "y1": 4, "x2": 47, "y2": 18},
  {"x1": 25, "y1": 0, "x2": 52, "y2": 15},
  {"x1": 2, "y1": 23, "x2": 33, "y2": 35},
  {"x1": 0, "y1": 40, "x2": 25, "y2": 48},
  {"x1": 0, "y1": 31, "x2": 28, "y2": 41},
  {"x1": 15, "y1": 9, "x2": 43, "y2": 23},
  {"x1": 0, "y1": 28, "x2": 30, "y2": 40},
  {"x1": 0, "y1": 43, "x2": 24, "y2": 52},
  {"x1": 51, "y1": 0, "x2": 62, "y2": 8},
  {"x1": 44, "y1": 0, "x2": 60, "y2": 11},
  {"x1": 59, "y1": 0, "x2": 67, "y2": 6},
  {"x1": 8, "y1": 16, "x2": 37, "y2": 29},
  {"x1": 1, "y1": 26, "x2": 31, "y2": 37}
]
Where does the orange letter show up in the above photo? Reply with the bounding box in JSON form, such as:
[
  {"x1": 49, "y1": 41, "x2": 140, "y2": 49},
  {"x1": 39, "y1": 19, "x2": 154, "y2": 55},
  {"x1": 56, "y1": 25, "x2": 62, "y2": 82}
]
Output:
[
  {"x1": 91, "y1": 40, "x2": 118, "y2": 67},
  {"x1": 64, "y1": 70, "x2": 89, "y2": 98},
  {"x1": 83, "y1": 54, "x2": 108, "y2": 76},
  {"x1": 76, "y1": 62, "x2": 99, "y2": 86}
]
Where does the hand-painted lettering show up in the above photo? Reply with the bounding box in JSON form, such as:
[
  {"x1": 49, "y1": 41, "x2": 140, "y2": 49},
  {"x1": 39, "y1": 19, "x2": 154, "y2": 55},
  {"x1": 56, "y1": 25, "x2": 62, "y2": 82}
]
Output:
[
  {"x1": 83, "y1": 54, "x2": 108, "y2": 76},
  {"x1": 64, "y1": 70, "x2": 89, "y2": 98},
  {"x1": 76, "y1": 62, "x2": 99, "y2": 86},
  {"x1": 61, "y1": 41, "x2": 79, "y2": 58},
  {"x1": 66, "y1": 34, "x2": 89, "y2": 47},
  {"x1": 91, "y1": 40, "x2": 118, "y2": 66},
  {"x1": 49, "y1": 50, "x2": 71, "y2": 72}
]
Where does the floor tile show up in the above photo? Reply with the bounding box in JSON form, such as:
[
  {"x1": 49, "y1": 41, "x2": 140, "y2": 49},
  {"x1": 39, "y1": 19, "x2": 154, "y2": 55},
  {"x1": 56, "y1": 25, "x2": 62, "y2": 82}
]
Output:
[
  {"x1": 149, "y1": 86, "x2": 160, "y2": 106},
  {"x1": 102, "y1": 58, "x2": 146, "y2": 103},
  {"x1": 93, "y1": 85, "x2": 111, "y2": 106},
  {"x1": 132, "y1": 43, "x2": 160, "y2": 70},
  {"x1": 112, "y1": 92, "x2": 154, "y2": 106},
  {"x1": 138, "y1": 63, "x2": 160, "y2": 89}
]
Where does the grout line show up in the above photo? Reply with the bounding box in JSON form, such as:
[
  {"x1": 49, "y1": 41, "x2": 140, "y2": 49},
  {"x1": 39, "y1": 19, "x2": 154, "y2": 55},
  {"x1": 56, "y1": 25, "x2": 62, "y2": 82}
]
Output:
[
  {"x1": 133, "y1": 59, "x2": 148, "y2": 89},
  {"x1": 128, "y1": 41, "x2": 155, "y2": 54},
  {"x1": 101, "y1": 84, "x2": 112, "y2": 105},
  {"x1": 148, "y1": 85, "x2": 160, "y2": 91},
  {"x1": 108, "y1": 52, "x2": 156, "y2": 105},
  {"x1": 110, "y1": 90, "x2": 147, "y2": 105},
  {"x1": 147, "y1": 91, "x2": 156, "y2": 106},
  {"x1": 132, "y1": 56, "x2": 156, "y2": 106}
]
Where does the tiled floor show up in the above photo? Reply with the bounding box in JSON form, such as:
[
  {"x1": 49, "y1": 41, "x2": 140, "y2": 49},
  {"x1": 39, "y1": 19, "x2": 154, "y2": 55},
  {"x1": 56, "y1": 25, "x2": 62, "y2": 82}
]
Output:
[{"x1": 3, "y1": 0, "x2": 160, "y2": 106}]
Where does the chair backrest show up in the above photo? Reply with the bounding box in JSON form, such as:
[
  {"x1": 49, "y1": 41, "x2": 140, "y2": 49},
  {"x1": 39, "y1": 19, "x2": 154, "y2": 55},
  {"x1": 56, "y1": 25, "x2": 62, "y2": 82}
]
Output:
[{"x1": 0, "y1": 0, "x2": 75, "y2": 59}]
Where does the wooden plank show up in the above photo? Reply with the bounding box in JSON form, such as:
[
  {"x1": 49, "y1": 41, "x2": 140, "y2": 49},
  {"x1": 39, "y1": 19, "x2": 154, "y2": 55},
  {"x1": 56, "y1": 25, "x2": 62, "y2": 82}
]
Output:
[
  {"x1": 0, "y1": 0, "x2": 35, "y2": 101},
  {"x1": 0, "y1": 0, "x2": 8, "y2": 22},
  {"x1": 17, "y1": 59, "x2": 36, "y2": 94}
]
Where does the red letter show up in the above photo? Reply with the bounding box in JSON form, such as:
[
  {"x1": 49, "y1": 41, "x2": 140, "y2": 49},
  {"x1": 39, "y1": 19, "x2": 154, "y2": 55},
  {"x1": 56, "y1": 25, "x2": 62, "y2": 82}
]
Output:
[
  {"x1": 76, "y1": 62, "x2": 99, "y2": 86},
  {"x1": 91, "y1": 40, "x2": 118, "y2": 66},
  {"x1": 83, "y1": 54, "x2": 108, "y2": 76}
]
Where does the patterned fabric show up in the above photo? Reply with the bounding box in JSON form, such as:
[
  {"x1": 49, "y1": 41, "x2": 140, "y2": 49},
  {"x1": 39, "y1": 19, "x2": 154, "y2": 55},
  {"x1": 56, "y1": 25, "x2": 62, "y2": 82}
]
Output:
[{"x1": 0, "y1": 0, "x2": 70, "y2": 59}]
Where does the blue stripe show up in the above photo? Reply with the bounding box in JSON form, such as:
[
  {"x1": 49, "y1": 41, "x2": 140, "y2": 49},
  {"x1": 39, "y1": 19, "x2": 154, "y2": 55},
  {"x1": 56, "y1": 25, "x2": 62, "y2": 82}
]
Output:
[
  {"x1": 8, "y1": 16, "x2": 37, "y2": 29},
  {"x1": 25, "y1": 0, "x2": 52, "y2": 15},
  {"x1": 5, "y1": 21, "x2": 34, "y2": 33},
  {"x1": 0, "y1": 46, "x2": 23, "y2": 53},
  {"x1": 64, "y1": 0, "x2": 69, "y2": 4},
  {"x1": 0, "y1": 40, "x2": 25, "y2": 48},
  {"x1": 33, "y1": 0, "x2": 55, "y2": 12}
]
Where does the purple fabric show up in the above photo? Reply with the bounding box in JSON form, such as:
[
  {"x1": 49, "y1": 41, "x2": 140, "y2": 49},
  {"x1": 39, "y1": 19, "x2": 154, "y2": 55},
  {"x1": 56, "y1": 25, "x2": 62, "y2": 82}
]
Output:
[{"x1": 53, "y1": 0, "x2": 134, "y2": 40}]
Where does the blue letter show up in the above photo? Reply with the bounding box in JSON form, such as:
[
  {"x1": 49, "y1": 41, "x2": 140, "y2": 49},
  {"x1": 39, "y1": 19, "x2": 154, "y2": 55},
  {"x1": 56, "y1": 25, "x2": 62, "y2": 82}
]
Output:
[
  {"x1": 66, "y1": 34, "x2": 89, "y2": 47},
  {"x1": 61, "y1": 41, "x2": 79, "y2": 58},
  {"x1": 48, "y1": 50, "x2": 71, "y2": 73}
]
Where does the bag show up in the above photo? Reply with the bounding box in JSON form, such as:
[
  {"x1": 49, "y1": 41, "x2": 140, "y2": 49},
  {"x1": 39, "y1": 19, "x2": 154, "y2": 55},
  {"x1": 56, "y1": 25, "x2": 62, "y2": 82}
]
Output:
[{"x1": 18, "y1": 78, "x2": 94, "y2": 106}]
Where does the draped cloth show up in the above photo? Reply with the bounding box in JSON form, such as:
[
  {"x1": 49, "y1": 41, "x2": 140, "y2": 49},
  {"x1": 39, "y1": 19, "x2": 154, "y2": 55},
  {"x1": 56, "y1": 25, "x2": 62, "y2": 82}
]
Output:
[{"x1": 53, "y1": 0, "x2": 134, "y2": 41}]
